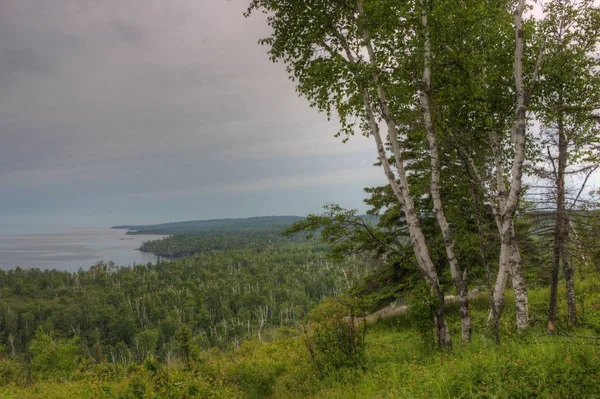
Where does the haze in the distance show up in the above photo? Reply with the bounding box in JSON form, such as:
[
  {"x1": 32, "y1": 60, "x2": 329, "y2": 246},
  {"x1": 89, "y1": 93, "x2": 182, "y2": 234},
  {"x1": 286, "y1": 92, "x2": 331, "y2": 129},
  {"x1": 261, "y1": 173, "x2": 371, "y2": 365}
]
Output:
[{"x1": 0, "y1": 0, "x2": 385, "y2": 225}]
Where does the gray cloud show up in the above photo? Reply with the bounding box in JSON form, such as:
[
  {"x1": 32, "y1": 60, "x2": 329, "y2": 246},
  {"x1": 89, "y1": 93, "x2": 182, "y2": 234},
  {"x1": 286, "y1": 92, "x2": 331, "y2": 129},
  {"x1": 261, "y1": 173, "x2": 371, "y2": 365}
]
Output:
[
  {"x1": 0, "y1": 0, "x2": 384, "y2": 225},
  {"x1": 110, "y1": 21, "x2": 143, "y2": 43}
]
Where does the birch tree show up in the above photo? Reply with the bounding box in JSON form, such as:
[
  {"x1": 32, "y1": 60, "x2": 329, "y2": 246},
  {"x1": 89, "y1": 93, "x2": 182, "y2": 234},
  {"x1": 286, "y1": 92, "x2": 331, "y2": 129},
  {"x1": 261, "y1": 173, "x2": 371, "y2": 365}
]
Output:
[
  {"x1": 246, "y1": 0, "x2": 531, "y2": 345},
  {"x1": 417, "y1": 0, "x2": 471, "y2": 343},
  {"x1": 246, "y1": 0, "x2": 454, "y2": 346},
  {"x1": 482, "y1": 0, "x2": 547, "y2": 337},
  {"x1": 247, "y1": 0, "x2": 574, "y2": 343}
]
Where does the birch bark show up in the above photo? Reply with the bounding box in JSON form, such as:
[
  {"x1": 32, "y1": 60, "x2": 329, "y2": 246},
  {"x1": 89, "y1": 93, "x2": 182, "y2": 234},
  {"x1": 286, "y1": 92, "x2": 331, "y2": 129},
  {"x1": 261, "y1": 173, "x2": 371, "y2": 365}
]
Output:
[
  {"x1": 335, "y1": 33, "x2": 452, "y2": 347},
  {"x1": 343, "y1": 0, "x2": 455, "y2": 347},
  {"x1": 510, "y1": 227, "x2": 528, "y2": 330},
  {"x1": 491, "y1": 0, "x2": 530, "y2": 333},
  {"x1": 418, "y1": 2, "x2": 471, "y2": 344}
]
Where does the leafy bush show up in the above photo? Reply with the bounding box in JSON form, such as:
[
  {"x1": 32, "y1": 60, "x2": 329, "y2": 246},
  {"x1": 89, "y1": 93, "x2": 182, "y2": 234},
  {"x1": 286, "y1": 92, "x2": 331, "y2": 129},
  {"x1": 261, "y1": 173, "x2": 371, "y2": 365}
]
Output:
[
  {"x1": 407, "y1": 295, "x2": 437, "y2": 352},
  {"x1": 28, "y1": 328, "x2": 82, "y2": 380},
  {"x1": 0, "y1": 358, "x2": 22, "y2": 387},
  {"x1": 303, "y1": 297, "x2": 367, "y2": 377}
]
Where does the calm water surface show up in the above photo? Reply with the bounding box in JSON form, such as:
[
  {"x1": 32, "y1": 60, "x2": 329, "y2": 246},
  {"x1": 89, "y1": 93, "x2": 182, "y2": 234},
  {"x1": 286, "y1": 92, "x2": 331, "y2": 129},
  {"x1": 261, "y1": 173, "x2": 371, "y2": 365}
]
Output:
[{"x1": 0, "y1": 225, "x2": 167, "y2": 272}]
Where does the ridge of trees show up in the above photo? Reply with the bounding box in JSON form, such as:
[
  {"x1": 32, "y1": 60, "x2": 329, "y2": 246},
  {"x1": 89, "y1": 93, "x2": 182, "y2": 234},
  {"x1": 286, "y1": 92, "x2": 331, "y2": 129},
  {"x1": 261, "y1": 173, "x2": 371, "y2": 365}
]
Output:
[{"x1": 112, "y1": 216, "x2": 305, "y2": 236}]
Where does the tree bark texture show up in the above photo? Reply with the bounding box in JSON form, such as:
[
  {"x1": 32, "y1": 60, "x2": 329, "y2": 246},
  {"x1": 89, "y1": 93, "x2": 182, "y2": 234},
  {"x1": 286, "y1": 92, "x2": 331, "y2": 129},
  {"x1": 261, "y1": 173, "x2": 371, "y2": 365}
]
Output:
[
  {"x1": 548, "y1": 107, "x2": 578, "y2": 329},
  {"x1": 491, "y1": 0, "x2": 530, "y2": 334},
  {"x1": 510, "y1": 229, "x2": 528, "y2": 330},
  {"x1": 353, "y1": 0, "x2": 454, "y2": 347},
  {"x1": 419, "y1": 2, "x2": 470, "y2": 344}
]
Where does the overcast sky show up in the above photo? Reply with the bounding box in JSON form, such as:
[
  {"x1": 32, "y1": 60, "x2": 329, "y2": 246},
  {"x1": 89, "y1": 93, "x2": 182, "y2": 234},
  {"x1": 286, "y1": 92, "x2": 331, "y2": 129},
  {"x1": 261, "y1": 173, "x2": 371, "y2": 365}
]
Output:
[{"x1": 0, "y1": 0, "x2": 385, "y2": 225}]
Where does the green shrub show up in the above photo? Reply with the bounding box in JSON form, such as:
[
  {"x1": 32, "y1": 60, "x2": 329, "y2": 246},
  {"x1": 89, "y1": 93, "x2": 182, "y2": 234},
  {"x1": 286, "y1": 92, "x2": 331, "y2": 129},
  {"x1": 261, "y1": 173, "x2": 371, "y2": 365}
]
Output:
[
  {"x1": 28, "y1": 328, "x2": 81, "y2": 380},
  {"x1": 123, "y1": 374, "x2": 147, "y2": 399},
  {"x1": 303, "y1": 297, "x2": 367, "y2": 377},
  {"x1": 89, "y1": 362, "x2": 125, "y2": 382},
  {"x1": 0, "y1": 358, "x2": 22, "y2": 386},
  {"x1": 407, "y1": 295, "x2": 437, "y2": 352}
]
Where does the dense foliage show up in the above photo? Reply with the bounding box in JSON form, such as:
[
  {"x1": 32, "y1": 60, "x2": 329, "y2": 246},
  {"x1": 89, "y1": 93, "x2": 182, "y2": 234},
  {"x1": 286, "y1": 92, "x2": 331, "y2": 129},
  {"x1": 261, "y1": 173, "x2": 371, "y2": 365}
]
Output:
[
  {"x1": 0, "y1": 244, "x2": 372, "y2": 362},
  {"x1": 138, "y1": 232, "x2": 310, "y2": 258}
]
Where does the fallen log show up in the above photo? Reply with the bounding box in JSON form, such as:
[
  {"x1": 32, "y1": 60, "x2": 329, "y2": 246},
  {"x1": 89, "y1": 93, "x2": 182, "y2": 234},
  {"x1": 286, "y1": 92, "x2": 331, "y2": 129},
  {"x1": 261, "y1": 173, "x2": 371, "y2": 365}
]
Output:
[{"x1": 349, "y1": 289, "x2": 482, "y2": 325}]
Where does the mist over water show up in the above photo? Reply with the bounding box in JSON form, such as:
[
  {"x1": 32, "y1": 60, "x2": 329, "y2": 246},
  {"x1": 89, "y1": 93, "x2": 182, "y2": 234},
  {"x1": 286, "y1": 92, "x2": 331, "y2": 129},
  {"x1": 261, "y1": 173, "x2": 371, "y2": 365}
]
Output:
[{"x1": 0, "y1": 225, "x2": 166, "y2": 272}]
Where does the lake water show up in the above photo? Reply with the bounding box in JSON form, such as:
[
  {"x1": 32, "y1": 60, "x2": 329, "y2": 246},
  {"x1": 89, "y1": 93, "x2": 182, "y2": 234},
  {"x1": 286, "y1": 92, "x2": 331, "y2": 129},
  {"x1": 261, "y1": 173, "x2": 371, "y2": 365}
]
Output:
[{"x1": 0, "y1": 225, "x2": 167, "y2": 272}]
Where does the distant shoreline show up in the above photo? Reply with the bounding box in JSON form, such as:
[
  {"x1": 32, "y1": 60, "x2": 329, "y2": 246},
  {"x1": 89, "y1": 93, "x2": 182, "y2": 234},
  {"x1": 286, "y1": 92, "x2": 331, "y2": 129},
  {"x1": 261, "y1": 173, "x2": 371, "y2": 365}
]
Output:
[
  {"x1": 116, "y1": 215, "x2": 318, "y2": 259},
  {"x1": 0, "y1": 225, "x2": 164, "y2": 272}
]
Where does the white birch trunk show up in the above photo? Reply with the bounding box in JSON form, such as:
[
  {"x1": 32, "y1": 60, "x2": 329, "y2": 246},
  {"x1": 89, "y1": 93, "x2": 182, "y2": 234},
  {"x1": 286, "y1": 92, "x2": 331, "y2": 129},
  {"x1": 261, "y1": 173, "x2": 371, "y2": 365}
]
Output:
[
  {"x1": 490, "y1": 0, "x2": 530, "y2": 333},
  {"x1": 355, "y1": 0, "x2": 452, "y2": 347},
  {"x1": 510, "y1": 229, "x2": 528, "y2": 330},
  {"x1": 419, "y1": 1, "x2": 471, "y2": 344}
]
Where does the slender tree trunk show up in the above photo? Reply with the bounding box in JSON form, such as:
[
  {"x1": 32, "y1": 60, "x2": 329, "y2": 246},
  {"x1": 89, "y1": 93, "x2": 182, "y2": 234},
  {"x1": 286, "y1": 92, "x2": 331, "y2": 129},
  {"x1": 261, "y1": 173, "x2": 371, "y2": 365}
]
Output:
[
  {"x1": 548, "y1": 214, "x2": 561, "y2": 332},
  {"x1": 465, "y1": 158, "x2": 499, "y2": 342},
  {"x1": 351, "y1": 0, "x2": 453, "y2": 348},
  {"x1": 459, "y1": 129, "x2": 529, "y2": 336},
  {"x1": 418, "y1": 2, "x2": 470, "y2": 344},
  {"x1": 490, "y1": 0, "x2": 530, "y2": 337},
  {"x1": 490, "y1": 143, "x2": 529, "y2": 332},
  {"x1": 433, "y1": 286, "x2": 452, "y2": 348},
  {"x1": 510, "y1": 230, "x2": 528, "y2": 330},
  {"x1": 361, "y1": 87, "x2": 451, "y2": 347},
  {"x1": 556, "y1": 109, "x2": 578, "y2": 326},
  {"x1": 549, "y1": 110, "x2": 566, "y2": 330},
  {"x1": 563, "y1": 243, "x2": 578, "y2": 326},
  {"x1": 558, "y1": 129, "x2": 578, "y2": 327},
  {"x1": 489, "y1": 132, "x2": 509, "y2": 339},
  {"x1": 548, "y1": 106, "x2": 578, "y2": 328},
  {"x1": 493, "y1": 232, "x2": 511, "y2": 329}
]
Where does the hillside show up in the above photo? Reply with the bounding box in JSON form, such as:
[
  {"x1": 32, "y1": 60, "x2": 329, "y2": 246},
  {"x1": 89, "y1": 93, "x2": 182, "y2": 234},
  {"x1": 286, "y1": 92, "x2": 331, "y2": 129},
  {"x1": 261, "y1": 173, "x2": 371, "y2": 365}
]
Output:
[{"x1": 112, "y1": 216, "x2": 305, "y2": 236}]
